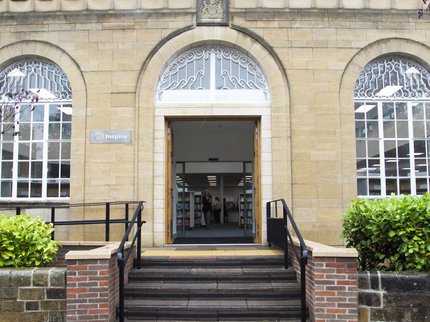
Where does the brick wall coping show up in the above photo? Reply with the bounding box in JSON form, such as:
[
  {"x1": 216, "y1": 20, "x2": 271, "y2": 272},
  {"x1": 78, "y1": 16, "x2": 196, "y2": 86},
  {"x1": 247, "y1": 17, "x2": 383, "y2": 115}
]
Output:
[
  {"x1": 291, "y1": 236, "x2": 358, "y2": 258},
  {"x1": 64, "y1": 241, "x2": 131, "y2": 260}
]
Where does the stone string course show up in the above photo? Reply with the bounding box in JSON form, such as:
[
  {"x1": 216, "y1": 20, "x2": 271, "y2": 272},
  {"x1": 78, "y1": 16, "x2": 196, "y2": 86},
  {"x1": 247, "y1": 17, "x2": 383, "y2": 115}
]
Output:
[{"x1": 0, "y1": 0, "x2": 420, "y2": 12}]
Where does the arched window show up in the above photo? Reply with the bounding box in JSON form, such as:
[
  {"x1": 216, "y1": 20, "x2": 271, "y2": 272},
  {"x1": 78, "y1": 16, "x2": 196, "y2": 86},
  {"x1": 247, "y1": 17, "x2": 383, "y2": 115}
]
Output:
[
  {"x1": 156, "y1": 46, "x2": 270, "y2": 104},
  {"x1": 354, "y1": 56, "x2": 430, "y2": 197},
  {"x1": 0, "y1": 58, "x2": 72, "y2": 200}
]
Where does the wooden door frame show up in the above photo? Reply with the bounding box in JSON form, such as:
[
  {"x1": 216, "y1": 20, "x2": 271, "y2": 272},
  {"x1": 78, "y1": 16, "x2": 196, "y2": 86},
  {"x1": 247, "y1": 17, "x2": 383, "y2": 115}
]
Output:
[{"x1": 164, "y1": 117, "x2": 262, "y2": 244}]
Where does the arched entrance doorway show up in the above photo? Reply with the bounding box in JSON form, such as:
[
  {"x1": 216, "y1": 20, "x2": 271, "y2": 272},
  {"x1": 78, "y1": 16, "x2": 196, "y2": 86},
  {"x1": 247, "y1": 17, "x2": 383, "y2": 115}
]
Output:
[
  {"x1": 158, "y1": 46, "x2": 267, "y2": 244},
  {"x1": 136, "y1": 27, "x2": 291, "y2": 247}
]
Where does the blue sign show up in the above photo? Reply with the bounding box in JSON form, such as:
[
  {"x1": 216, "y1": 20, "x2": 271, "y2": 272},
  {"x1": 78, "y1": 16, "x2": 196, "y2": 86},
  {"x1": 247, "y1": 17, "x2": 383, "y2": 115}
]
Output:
[{"x1": 90, "y1": 130, "x2": 132, "y2": 144}]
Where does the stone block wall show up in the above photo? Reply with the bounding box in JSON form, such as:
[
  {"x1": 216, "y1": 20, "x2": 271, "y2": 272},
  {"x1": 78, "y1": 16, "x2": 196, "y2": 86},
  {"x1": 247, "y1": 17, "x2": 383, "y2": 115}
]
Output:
[
  {"x1": 0, "y1": 267, "x2": 66, "y2": 322},
  {"x1": 358, "y1": 271, "x2": 430, "y2": 321}
]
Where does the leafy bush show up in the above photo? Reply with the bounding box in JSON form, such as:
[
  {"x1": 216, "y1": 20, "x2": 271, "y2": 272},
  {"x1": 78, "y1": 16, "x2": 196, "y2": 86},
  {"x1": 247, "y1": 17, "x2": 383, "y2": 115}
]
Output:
[
  {"x1": 0, "y1": 214, "x2": 60, "y2": 267},
  {"x1": 343, "y1": 194, "x2": 430, "y2": 272}
]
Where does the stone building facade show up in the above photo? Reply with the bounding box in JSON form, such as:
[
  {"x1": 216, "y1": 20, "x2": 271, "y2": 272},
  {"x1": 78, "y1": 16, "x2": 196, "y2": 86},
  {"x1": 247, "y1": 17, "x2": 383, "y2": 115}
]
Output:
[{"x1": 0, "y1": 0, "x2": 428, "y2": 246}]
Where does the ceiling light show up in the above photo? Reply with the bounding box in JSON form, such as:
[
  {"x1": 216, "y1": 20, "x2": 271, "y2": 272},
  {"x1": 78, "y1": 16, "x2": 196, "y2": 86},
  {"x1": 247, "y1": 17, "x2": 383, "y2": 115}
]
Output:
[
  {"x1": 405, "y1": 67, "x2": 420, "y2": 74},
  {"x1": 355, "y1": 104, "x2": 376, "y2": 113},
  {"x1": 375, "y1": 86, "x2": 402, "y2": 97},
  {"x1": 7, "y1": 68, "x2": 26, "y2": 77},
  {"x1": 29, "y1": 88, "x2": 56, "y2": 100}
]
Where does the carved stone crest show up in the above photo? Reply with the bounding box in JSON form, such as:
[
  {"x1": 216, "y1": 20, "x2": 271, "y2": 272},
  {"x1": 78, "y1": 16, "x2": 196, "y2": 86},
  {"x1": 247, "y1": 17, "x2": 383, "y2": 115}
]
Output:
[
  {"x1": 201, "y1": 0, "x2": 223, "y2": 19},
  {"x1": 197, "y1": 0, "x2": 228, "y2": 25}
]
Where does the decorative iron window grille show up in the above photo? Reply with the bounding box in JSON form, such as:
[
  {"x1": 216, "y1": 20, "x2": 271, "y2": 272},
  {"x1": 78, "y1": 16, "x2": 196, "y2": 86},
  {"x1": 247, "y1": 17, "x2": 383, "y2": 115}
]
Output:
[
  {"x1": 0, "y1": 58, "x2": 72, "y2": 101},
  {"x1": 157, "y1": 46, "x2": 270, "y2": 103},
  {"x1": 354, "y1": 56, "x2": 430, "y2": 100}
]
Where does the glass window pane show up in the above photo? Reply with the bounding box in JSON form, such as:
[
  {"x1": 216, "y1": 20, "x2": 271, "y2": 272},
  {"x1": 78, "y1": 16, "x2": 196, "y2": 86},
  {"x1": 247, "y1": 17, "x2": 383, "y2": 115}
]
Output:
[
  {"x1": 415, "y1": 159, "x2": 427, "y2": 176},
  {"x1": 30, "y1": 181, "x2": 42, "y2": 198},
  {"x1": 399, "y1": 179, "x2": 411, "y2": 194},
  {"x1": 396, "y1": 102, "x2": 408, "y2": 120},
  {"x1": 18, "y1": 143, "x2": 30, "y2": 160},
  {"x1": 19, "y1": 123, "x2": 31, "y2": 140},
  {"x1": 383, "y1": 121, "x2": 395, "y2": 138},
  {"x1": 385, "y1": 160, "x2": 398, "y2": 177},
  {"x1": 48, "y1": 123, "x2": 61, "y2": 140},
  {"x1": 397, "y1": 120, "x2": 408, "y2": 138},
  {"x1": 356, "y1": 159, "x2": 366, "y2": 177},
  {"x1": 17, "y1": 181, "x2": 29, "y2": 197},
  {"x1": 20, "y1": 107, "x2": 31, "y2": 122},
  {"x1": 31, "y1": 162, "x2": 43, "y2": 178},
  {"x1": 397, "y1": 140, "x2": 409, "y2": 158},
  {"x1": 426, "y1": 102, "x2": 430, "y2": 119},
  {"x1": 61, "y1": 161, "x2": 70, "y2": 178},
  {"x1": 31, "y1": 142, "x2": 43, "y2": 160},
  {"x1": 47, "y1": 181, "x2": 59, "y2": 197},
  {"x1": 416, "y1": 178, "x2": 428, "y2": 195},
  {"x1": 62, "y1": 104, "x2": 72, "y2": 122},
  {"x1": 32, "y1": 123, "x2": 44, "y2": 140},
  {"x1": 367, "y1": 121, "x2": 379, "y2": 138},
  {"x1": 413, "y1": 103, "x2": 424, "y2": 120},
  {"x1": 383, "y1": 103, "x2": 395, "y2": 120},
  {"x1": 1, "y1": 181, "x2": 12, "y2": 197},
  {"x1": 368, "y1": 140, "x2": 379, "y2": 158},
  {"x1": 399, "y1": 159, "x2": 411, "y2": 177},
  {"x1": 2, "y1": 143, "x2": 14, "y2": 160},
  {"x1": 61, "y1": 142, "x2": 71, "y2": 159},
  {"x1": 369, "y1": 179, "x2": 381, "y2": 195},
  {"x1": 386, "y1": 179, "x2": 398, "y2": 195},
  {"x1": 357, "y1": 179, "x2": 367, "y2": 195},
  {"x1": 47, "y1": 161, "x2": 59, "y2": 178},
  {"x1": 356, "y1": 140, "x2": 366, "y2": 158},
  {"x1": 356, "y1": 121, "x2": 365, "y2": 138},
  {"x1": 49, "y1": 105, "x2": 61, "y2": 122},
  {"x1": 62, "y1": 123, "x2": 71, "y2": 140},
  {"x1": 414, "y1": 140, "x2": 426, "y2": 156},
  {"x1": 1, "y1": 162, "x2": 13, "y2": 178},
  {"x1": 414, "y1": 121, "x2": 425, "y2": 138},
  {"x1": 32, "y1": 105, "x2": 44, "y2": 122},
  {"x1": 60, "y1": 182, "x2": 70, "y2": 197},
  {"x1": 48, "y1": 142, "x2": 60, "y2": 159},
  {"x1": 368, "y1": 159, "x2": 380, "y2": 176},
  {"x1": 384, "y1": 140, "x2": 396, "y2": 158},
  {"x1": 17, "y1": 162, "x2": 29, "y2": 178},
  {"x1": 354, "y1": 103, "x2": 365, "y2": 120}
]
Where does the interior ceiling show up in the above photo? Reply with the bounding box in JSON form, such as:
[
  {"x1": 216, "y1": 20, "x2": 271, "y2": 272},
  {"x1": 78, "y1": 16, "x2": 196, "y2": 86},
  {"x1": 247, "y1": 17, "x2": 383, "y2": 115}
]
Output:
[{"x1": 172, "y1": 120, "x2": 255, "y2": 187}]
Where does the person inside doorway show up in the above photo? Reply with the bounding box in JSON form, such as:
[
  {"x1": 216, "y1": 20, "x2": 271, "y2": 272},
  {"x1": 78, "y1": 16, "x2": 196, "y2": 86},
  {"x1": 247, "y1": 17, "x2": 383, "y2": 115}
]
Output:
[
  {"x1": 213, "y1": 197, "x2": 221, "y2": 224},
  {"x1": 202, "y1": 190, "x2": 212, "y2": 229}
]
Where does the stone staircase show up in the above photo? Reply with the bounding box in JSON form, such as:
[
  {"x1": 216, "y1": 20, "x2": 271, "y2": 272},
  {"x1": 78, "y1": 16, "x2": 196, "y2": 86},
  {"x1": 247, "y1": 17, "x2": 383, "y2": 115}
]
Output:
[{"x1": 123, "y1": 254, "x2": 304, "y2": 321}]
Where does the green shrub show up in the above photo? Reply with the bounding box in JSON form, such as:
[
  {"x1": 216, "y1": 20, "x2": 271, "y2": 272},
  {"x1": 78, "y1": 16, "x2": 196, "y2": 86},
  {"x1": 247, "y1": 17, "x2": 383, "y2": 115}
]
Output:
[
  {"x1": 343, "y1": 194, "x2": 430, "y2": 272},
  {"x1": 0, "y1": 214, "x2": 60, "y2": 267}
]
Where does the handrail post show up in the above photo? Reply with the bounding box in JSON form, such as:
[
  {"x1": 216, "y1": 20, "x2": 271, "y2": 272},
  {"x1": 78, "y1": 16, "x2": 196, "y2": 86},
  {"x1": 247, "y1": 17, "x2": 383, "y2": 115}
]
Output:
[
  {"x1": 300, "y1": 255, "x2": 307, "y2": 322},
  {"x1": 283, "y1": 204, "x2": 289, "y2": 269},
  {"x1": 16, "y1": 207, "x2": 21, "y2": 215},
  {"x1": 105, "y1": 202, "x2": 110, "y2": 242},
  {"x1": 51, "y1": 207, "x2": 56, "y2": 240},
  {"x1": 118, "y1": 256, "x2": 125, "y2": 322},
  {"x1": 125, "y1": 203, "x2": 129, "y2": 241},
  {"x1": 136, "y1": 205, "x2": 142, "y2": 269}
]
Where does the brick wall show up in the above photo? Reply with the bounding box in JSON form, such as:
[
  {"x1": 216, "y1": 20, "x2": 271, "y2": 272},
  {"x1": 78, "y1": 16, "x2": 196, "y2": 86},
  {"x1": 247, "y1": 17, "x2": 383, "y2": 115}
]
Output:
[
  {"x1": 0, "y1": 267, "x2": 66, "y2": 322},
  {"x1": 289, "y1": 239, "x2": 358, "y2": 321},
  {"x1": 65, "y1": 243, "x2": 136, "y2": 321}
]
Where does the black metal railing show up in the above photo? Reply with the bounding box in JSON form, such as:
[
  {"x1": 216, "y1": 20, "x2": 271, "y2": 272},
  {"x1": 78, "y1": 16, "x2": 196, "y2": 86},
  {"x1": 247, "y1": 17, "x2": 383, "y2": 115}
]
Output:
[
  {"x1": 0, "y1": 201, "x2": 142, "y2": 242},
  {"x1": 267, "y1": 199, "x2": 308, "y2": 322},
  {"x1": 117, "y1": 201, "x2": 144, "y2": 322}
]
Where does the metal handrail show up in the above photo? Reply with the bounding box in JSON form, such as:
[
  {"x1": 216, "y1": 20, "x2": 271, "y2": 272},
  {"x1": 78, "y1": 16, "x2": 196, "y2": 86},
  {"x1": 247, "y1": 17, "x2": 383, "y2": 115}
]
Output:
[
  {"x1": 0, "y1": 201, "x2": 142, "y2": 242},
  {"x1": 267, "y1": 199, "x2": 308, "y2": 322},
  {"x1": 117, "y1": 201, "x2": 144, "y2": 322}
]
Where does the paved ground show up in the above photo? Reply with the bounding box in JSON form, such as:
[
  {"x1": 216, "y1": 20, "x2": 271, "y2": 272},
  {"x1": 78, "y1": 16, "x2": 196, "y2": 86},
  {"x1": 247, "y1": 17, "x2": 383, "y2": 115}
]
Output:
[{"x1": 141, "y1": 245, "x2": 283, "y2": 258}]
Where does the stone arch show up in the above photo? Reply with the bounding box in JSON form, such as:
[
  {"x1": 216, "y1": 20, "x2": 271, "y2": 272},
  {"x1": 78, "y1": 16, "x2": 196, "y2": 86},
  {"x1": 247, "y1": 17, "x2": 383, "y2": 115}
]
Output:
[
  {"x1": 339, "y1": 38, "x2": 430, "y2": 201},
  {"x1": 0, "y1": 40, "x2": 87, "y2": 202},
  {"x1": 136, "y1": 26, "x2": 291, "y2": 246}
]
